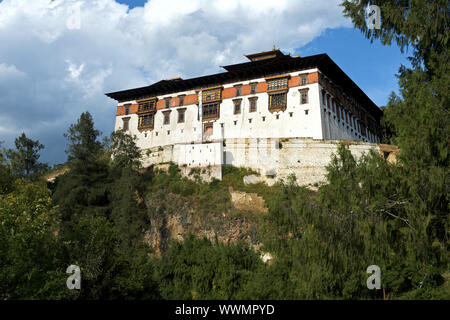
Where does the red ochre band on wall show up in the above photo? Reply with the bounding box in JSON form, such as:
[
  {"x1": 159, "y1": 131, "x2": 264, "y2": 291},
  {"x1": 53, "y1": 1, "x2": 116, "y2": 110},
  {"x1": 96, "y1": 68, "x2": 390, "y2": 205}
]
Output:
[{"x1": 115, "y1": 73, "x2": 319, "y2": 116}]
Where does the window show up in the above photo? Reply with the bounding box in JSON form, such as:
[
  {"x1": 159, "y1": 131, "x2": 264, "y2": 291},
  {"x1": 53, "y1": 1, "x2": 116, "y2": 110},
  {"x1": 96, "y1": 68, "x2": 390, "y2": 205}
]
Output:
[
  {"x1": 267, "y1": 77, "x2": 288, "y2": 91},
  {"x1": 267, "y1": 76, "x2": 288, "y2": 112},
  {"x1": 122, "y1": 117, "x2": 130, "y2": 131},
  {"x1": 138, "y1": 113, "x2": 154, "y2": 130},
  {"x1": 321, "y1": 90, "x2": 326, "y2": 105},
  {"x1": 305, "y1": 110, "x2": 309, "y2": 115},
  {"x1": 300, "y1": 74, "x2": 308, "y2": 85},
  {"x1": 233, "y1": 99, "x2": 241, "y2": 114},
  {"x1": 163, "y1": 111, "x2": 171, "y2": 125},
  {"x1": 177, "y1": 108, "x2": 186, "y2": 123},
  {"x1": 299, "y1": 89, "x2": 308, "y2": 104},
  {"x1": 234, "y1": 85, "x2": 242, "y2": 97},
  {"x1": 262, "y1": 116, "x2": 266, "y2": 121},
  {"x1": 138, "y1": 99, "x2": 156, "y2": 113},
  {"x1": 124, "y1": 104, "x2": 130, "y2": 115},
  {"x1": 165, "y1": 98, "x2": 171, "y2": 109},
  {"x1": 204, "y1": 123, "x2": 213, "y2": 138},
  {"x1": 250, "y1": 83, "x2": 257, "y2": 94},
  {"x1": 269, "y1": 92, "x2": 287, "y2": 111},
  {"x1": 202, "y1": 88, "x2": 222, "y2": 103},
  {"x1": 137, "y1": 98, "x2": 156, "y2": 131},
  {"x1": 178, "y1": 95, "x2": 185, "y2": 106},
  {"x1": 202, "y1": 103, "x2": 219, "y2": 120},
  {"x1": 249, "y1": 97, "x2": 257, "y2": 112}
]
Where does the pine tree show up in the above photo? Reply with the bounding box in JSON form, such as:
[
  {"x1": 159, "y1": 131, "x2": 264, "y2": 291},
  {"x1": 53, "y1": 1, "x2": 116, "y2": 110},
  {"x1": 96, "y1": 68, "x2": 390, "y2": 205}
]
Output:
[
  {"x1": 64, "y1": 111, "x2": 103, "y2": 165},
  {"x1": 6, "y1": 133, "x2": 48, "y2": 180},
  {"x1": 0, "y1": 143, "x2": 13, "y2": 194},
  {"x1": 342, "y1": 0, "x2": 449, "y2": 294},
  {"x1": 55, "y1": 112, "x2": 110, "y2": 223}
]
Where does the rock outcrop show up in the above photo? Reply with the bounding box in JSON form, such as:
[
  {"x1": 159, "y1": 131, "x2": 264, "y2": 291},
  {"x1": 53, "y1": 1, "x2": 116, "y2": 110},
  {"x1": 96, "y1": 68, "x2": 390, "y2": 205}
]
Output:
[{"x1": 144, "y1": 188, "x2": 268, "y2": 256}]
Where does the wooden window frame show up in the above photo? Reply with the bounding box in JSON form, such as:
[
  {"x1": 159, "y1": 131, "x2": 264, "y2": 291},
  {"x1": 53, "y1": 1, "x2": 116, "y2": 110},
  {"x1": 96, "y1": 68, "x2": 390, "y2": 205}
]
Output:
[
  {"x1": 299, "y1": 88, "x2": 309, "y2": 105},
  {"x1": 177, "y1": 108, "x2": 186, "y2": 123},
  {"x1": 202, "y1": 103, "x2": 220, "y2": 121},
  {"x1": 202, "y1": 86, "x2": 222, "y2": 104},
  {"x1": 266, "y1": 75, "x2": 290, "y2": 93},
  {"x1": 163, "y1": 110, "x2": 171, "y2": 125},
  {"x1": 234, "y1": 84, "x2": 242, "y2": 97},
  {"x1": 138, "y1": 113, "x2": 154, "y2": 131},
  {"x1": 165, "y1": 97, "x2": 171, "y2": 109},
  {"x1": 137, "y1": 98, "x2": 157, "y2": 113},
  {"x1": 268, "y1": 91, "x2": 287, "y2": 112},
  {"x1": 122, "y1": 116, "x2": 130, "y2": 131},
  {"x1": 249, "y1": 97, "x2": 258, "y2": 112},
  {"x1": 124, "y1": 103, "x2": 131, "y2": 115},
  {"x1": 250, "y1": 82, "x2": 257, "y2": 94},
  {"x1": 178, "y1": 95, "x2": 185, "y2": 106},
  {"x1": 233, "y1": 98, "x2": 242, "y2": 114},
  {"x1": 137, "y1": 98, "x2": 157, "y2": 131},
  {"x1": 203, "y1": 123, "x2": 214, "y2": 138},
  {"x1": 300, "y1": 74, "x2": 308, "y2": 85}
]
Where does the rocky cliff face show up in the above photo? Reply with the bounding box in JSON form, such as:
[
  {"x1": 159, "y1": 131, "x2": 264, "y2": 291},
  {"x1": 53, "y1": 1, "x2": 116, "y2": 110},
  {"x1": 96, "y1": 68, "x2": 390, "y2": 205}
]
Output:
[{"x1": 144, "y1": 188, "x2": 268, "y2": 257}]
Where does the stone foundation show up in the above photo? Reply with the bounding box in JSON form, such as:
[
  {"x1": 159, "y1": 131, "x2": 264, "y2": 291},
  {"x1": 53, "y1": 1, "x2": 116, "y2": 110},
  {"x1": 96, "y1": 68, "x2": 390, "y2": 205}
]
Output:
[{"x1": 142, "y1": 138, "x2": 399, "y2": 187}]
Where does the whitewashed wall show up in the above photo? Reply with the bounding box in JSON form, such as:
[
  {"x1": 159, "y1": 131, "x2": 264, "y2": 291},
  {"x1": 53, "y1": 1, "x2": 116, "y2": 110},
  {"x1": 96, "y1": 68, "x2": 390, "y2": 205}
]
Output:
[
  {"x1": 141, "y1": 138, "x2": 380, "y2": 187},
  {"x1": 114, "y1": 68, "x2": 328, "y2": 149}
]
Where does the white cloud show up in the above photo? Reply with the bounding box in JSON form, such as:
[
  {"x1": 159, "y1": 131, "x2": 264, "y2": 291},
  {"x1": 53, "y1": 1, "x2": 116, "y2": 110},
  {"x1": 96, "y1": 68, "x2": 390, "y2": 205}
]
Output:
[
  {"x1": 66, "y1": 60, "x2": 84, "y2": 80},
  {"x1": 0, "y1": 0, "x2": 351, "y2": 163},
  {"x1": 0, "y1": 63, "x2": 27, "y2": 80}
]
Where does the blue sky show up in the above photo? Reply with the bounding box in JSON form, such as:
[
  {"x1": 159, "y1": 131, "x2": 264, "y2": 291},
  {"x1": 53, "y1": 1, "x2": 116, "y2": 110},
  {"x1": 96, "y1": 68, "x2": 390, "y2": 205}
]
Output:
[
  {"x1": 298, "y1": 27, "x2": 410, "y2": 107},
  {"x1": 115, "y1": 0, "x2": 147, "y2": 8},
  {"x1": 0, "y1": 0, "x2": 410, "y2": 165}
]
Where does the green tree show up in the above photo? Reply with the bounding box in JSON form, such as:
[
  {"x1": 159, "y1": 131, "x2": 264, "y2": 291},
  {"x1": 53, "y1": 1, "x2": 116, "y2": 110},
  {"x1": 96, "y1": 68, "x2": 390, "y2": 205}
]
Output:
[
  {"x1": 0, "y1": 143, "x2": 13, "y2": 194},
  {"x1": 64, "y1": 111, "x2": 103, "y2": 164},
  {"x1": 6, "y1": 133, "x2": 48, "y2": 180},
  {"x1": 155, "y1": 234, "x2": 261, "y2": 299},
  {"x1": 342, "y1": 0, "x2": 449, "y2": 295},
  {"x1": 341, "y1": 0, "x2": 448, "y2": 70},
  {"x1": 0, "y1": 180, "x2": 60, "y2": 299},
  {"x1": 109, "y1": 129, "x2": 142, "y2": 170},
  {"x1": 55, "y1": 112, "x2": 110, "y2": 224}
]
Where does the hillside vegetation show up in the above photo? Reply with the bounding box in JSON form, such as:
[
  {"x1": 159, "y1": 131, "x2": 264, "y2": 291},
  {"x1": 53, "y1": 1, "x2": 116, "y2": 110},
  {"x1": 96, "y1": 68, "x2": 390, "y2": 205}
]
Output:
[{"x1": 0, "y1": 131, "x2": 448, "y2": 299}]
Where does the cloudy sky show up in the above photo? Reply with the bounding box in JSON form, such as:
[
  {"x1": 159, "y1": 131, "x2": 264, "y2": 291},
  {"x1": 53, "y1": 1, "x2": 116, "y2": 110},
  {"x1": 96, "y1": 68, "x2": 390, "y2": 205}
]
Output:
[{"x1": 0, "y1": 0, "x2": 410, "y2": 165}]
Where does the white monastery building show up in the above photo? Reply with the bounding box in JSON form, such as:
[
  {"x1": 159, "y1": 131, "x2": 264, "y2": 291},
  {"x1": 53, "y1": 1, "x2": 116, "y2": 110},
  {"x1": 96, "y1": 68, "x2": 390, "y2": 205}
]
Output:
[{"x1": 106, "y1": 50, "x2": 385, "y2": 185}]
